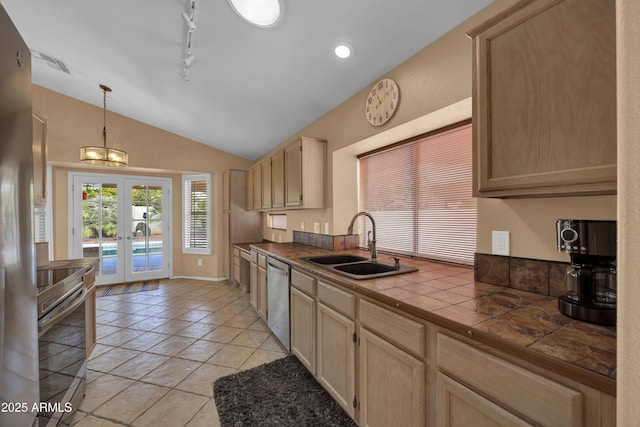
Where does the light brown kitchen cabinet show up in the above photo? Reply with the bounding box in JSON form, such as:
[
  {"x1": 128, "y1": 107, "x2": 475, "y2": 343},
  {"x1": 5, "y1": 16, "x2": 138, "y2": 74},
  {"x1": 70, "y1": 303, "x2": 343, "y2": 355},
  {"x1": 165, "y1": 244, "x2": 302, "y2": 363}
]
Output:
[
  {"x1": 256, "y1": 252, "x2": 267, "y2": 320},
  {"x1": 271, "y1": 150, "x2": 285, "y2": 209},
  {"x1": 32, "y1": 108, "x2": 47, "y2": 206},
  {"x1": 84, "y1": 264, "x2": 96, "y2": 357},
  {"x1": 252, "y1": 163, "x2": 262, "y2": 210},
  {"x1": 262, "y1": 158, "x2": 272, "y2": 209},
  {"x1": 249, "y1": 257, "x2": 258, "y2": 310},
  {"x1": 359, "y1": 328, "x2": 425, "y2": 427},
  {"x1": 285, "y1": 137, "x2": 326, "y2": 208},
  {"x1": 317, "y1": 301, "x2": 356, "y2": 419},
  {"x1": 245, "y1": 167, "x2": 254, "y2": 211},
  {"x1": 436, "y1": 333, "x2": 583, "y2": 427},
  {"x1": 467, "y1": 0, "x2": 616, "y2": 197},
  {"x1": 290, "y1": 284, "x2": 316, "y2": 374}
]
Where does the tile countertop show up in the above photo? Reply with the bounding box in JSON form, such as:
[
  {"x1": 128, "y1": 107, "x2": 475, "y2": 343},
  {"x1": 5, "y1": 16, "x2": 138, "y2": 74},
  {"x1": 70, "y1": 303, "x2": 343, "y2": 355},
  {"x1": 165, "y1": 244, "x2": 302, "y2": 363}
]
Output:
[{"x1": 247, "y1": 242, "x2": 616, "y2": 395}]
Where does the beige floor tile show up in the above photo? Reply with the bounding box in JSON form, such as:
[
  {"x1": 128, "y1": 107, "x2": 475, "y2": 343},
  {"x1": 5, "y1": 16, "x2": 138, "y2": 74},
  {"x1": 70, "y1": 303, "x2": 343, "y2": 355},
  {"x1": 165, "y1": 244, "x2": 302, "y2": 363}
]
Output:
[
  {"x1": 176, "y1": 363, "x2": 236, "y2": 397},
  {"x1": 88, "y1": 344, "x2": 115, "y2": 361},
  {"x1": 259, "y1": 334, "x2": 288, "y2": 352},
  {"x1": 246, "y1": 318, "x2": 270, "y2": 332},
  {"x1": 109, "y1": 352, "x2": 170, "y2": 380},
  {"x1": 132, "y1": 389, "x2": 209, "y2": 427},
  {"x1": 206, "y1": 344, "x2": 255, "y2": 368},
  {"x1": 71, "y1": 414, "x2": 126, "y2": 427},
  {"x1": 185, "y1": 399, "x2": 221, "y2": 427},
  {"x1": 97, "y1": 328, "x2": 145, "y2": 347},
  {"x1": 89, "y1": 348, "x2": 141, "y2": 373},
  {"x1": 201, "y1": 326, "x2": 243, "y2": 343},
  {"x1": 176, "y1": 322, "x2": 218, "y2": 339},
  {"x1": 93, "y1": 381, "x2": 169, "y2": 424},
  {"x1": 175, "y1": 309, "x2": 212, "y2": 322},
  {"x1": 146, "y1": 335, "x2": 197, "y2": 356},
  {"x1": 127, "y1": 316, "x2": 170, "y2": 332},
  {"x1": 150, "y1": 319, "x2": 194, "y2": 334},
  {"x1": 240, "y1": 349, "x2": 287, "y2": 370},
  {"x1": 223, "y1": 312, "x2": 260, "y2": 329},
  {"x1": 141, "y1": 358, "x2": 201, "y2": 388},
  {"x1": 106, "y1": 314, "x2": 149, "y2": 328},
  {"x1": 119, "y1": 331, "x2": 171, "y2": 351},
  {"x1": 230, "y1": 329, "x2": 270, "y2": 348},
  {"x1": 78, "y1": 374, "x2": 134, "y2": 412},
  {"x1": 176, "y1": 340, "x2": 225, "y2": 362}
]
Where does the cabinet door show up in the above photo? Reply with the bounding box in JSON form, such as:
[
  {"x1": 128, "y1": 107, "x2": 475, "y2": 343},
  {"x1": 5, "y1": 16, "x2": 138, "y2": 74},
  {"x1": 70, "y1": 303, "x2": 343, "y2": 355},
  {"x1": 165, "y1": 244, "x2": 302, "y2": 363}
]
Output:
[
  {"x1": 436, "y1": 373, "x2": 531, "y2": 427},
  {"x1": 245, "y1": 167, "x2": 254, "y2": 211},
  {"x1": 32, "y1": 108, "x2": 47, "y2": 206},
  {"x1": 285, "y1": 140, "x2": 302, "y2": 207},
  {"x1": 252, "y1": 164, "x2": 262, "y2": 210},
  {"x1": 250, "y1": 262, "x2": 258, "y2": 310},
  {"x1": 469, "y1": 0, "x2": 616, "y2": 197},
  {"x1": 359, "y1": 328, "x2": 425, "y2": 427},
  {"x1": 271, "y1": 151, "x2": 285, "y2": 208},
  {"x1": 262, "y1": 159, "x2": 272, "y2": 209},
  {"x1": 317, "y1": 302, "x2": 355, "y2": 419},
  {"x1": 291, "y1": 286, "x2": 316, "y2": 374},
  {"x1": 257, "y1": 266, "x2": 267, "y2": 320}
]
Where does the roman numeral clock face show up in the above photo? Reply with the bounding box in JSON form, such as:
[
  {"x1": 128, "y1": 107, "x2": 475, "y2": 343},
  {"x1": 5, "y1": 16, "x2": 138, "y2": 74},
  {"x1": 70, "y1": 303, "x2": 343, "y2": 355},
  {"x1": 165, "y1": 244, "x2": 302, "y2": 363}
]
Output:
[{"x1": 365, "y1": 78, "x2": 400, "y2": 126}]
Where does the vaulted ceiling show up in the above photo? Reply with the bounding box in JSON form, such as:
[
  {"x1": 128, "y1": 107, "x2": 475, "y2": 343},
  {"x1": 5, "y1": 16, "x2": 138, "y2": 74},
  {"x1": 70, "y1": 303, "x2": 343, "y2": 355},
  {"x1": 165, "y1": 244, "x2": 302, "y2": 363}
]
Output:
[{"x1": 3, "y1": 0, "x2": 491, "y2": 160}]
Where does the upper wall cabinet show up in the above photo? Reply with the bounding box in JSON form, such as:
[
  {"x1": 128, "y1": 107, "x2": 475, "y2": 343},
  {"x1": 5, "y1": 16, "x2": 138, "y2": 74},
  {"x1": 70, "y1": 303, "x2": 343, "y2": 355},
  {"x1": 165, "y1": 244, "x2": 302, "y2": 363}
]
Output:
[
  {"x1": 271, "y1": 150, "x2": 285, "y2": 209},
  {"x1": 32, "y1": 108, "x2": 48, "y2": 206},
  {"x1": 467, "y1": 0, "x2": 616, "y2": 198},
  {"x1": 262, "y1": 158, "x2": 272, "y2": 210},
  {"x1": 285, "y1": 137, "x2": 326, "y2": 209}
]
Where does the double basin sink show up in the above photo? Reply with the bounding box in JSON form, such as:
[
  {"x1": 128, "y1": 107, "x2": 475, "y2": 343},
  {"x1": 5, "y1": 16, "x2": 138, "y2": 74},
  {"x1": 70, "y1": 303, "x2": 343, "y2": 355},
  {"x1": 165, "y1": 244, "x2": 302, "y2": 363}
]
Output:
[{"x1": 300, "y1": 254, "x2": 418, "y2": 280}]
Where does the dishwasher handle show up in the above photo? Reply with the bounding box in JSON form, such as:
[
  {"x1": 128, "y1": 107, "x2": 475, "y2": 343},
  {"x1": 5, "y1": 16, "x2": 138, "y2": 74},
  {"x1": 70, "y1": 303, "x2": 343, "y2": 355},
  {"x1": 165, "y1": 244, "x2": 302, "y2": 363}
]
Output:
[
  {"x1": 267, "y1": 262, "x2": 289, "y2": 277},
  {"x1": 38, "y1": 284, "x2": 86, "y2": 337}
]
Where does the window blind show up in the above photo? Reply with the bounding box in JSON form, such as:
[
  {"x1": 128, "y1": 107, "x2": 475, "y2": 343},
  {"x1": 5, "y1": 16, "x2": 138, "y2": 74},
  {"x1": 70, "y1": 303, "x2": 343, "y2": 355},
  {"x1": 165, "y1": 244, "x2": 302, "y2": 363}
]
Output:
[
  {"x1": 359, "y1": 123, "x2": 476, "y2": 265},
  {"x1": 182, "y1": 174, "x2": 211, "y2": 254}
]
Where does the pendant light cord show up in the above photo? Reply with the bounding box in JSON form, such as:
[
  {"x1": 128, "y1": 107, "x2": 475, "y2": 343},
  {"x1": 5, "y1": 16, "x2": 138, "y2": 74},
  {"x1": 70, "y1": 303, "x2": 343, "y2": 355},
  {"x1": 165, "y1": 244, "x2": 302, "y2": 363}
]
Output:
[{"x1": 103, "y1": 87, "x2": 107, "y2": 148}]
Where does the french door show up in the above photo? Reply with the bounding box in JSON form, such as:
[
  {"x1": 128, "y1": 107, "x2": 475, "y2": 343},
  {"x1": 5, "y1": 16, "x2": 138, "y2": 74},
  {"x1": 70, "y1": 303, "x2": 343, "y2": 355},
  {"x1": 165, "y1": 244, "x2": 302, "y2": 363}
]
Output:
[{"x1": 69, "y1": 173, "x2": 171, "y2": 286}]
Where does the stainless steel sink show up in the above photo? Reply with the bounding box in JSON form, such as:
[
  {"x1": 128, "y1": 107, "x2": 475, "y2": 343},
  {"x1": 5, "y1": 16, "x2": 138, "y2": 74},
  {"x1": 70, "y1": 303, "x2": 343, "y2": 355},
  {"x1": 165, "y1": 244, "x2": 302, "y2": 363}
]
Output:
[
  {"x1": 302, "y1": 254, "x2": 369, "y2": 265},
  {"x1": 300, "y1": 254, "x2": 418, "y2": 280}
]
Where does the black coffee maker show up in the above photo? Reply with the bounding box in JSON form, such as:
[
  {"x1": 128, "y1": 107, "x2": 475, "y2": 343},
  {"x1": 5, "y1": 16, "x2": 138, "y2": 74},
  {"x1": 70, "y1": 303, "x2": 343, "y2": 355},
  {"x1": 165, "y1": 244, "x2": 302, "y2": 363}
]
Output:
[{"x1": 556, "y1": 219, "x2": 616, "y2": 325}]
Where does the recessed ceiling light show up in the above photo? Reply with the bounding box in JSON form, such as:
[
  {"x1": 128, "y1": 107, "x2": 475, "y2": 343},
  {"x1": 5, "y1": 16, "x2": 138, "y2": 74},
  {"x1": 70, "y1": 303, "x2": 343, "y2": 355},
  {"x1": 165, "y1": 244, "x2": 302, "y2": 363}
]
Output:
[
  {"x1": 228, "y1": 0, "x2": 282, "y2": 27},
  {"x1": 334, "y1": 43, "x2": 354, "y2": 60}
]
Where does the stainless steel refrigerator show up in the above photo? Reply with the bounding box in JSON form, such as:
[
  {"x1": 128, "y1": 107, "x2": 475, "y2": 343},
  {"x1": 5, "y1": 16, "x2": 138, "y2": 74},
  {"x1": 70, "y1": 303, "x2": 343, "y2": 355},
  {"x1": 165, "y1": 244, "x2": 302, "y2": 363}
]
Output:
[{"x1": 0, "y1": 5, "x2": 40, "y2": 427}]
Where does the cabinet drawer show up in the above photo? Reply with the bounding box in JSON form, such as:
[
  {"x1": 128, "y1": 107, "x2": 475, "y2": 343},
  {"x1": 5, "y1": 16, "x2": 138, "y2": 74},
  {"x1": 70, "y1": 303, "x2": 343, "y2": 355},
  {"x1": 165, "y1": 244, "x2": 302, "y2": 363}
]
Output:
[
  {"x1": 360, "y1": 299, "x2": 425, "y2": 357},
  {"x1": 258, "y1": 253, "x2": 267, "y2": 269},
  {"x1": 233, "y1": 247, "x2": 240, "y2": 259},
  {"x1": 437, "y1": 334, "x2": 583, "y2": 427},
  {"x1": 241, "y1": 249, "x2": 251, "y2": 262},
  {"x1": 291, "y1": 269, "x2": 315, "y2": 296},
  {"x1": 250, "y1": 250, "x2": 258, "y2": 264},
  {"x1": 317, "y1": 280, "x2": 355, "y2": 318}
]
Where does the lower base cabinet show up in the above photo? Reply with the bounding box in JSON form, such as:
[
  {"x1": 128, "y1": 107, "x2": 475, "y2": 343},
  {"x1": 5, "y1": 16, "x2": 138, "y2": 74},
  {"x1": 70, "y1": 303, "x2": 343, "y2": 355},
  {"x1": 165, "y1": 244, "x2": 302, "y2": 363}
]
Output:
[
  {"x1": 249, "y1": 261, "x2": 257, "y2": 310},
  {"x1": 85, "y1": 264, "x2": 97, "y2": 357},
  {"x1": 290, "y1": 286, "x2": 316, "y2": 373},
  {"x1": 359, "y1": 328, "x2": 425, "y2": 427},
  {"x1": 316, "y1": 302, "x2": 356, "y2": 419}
]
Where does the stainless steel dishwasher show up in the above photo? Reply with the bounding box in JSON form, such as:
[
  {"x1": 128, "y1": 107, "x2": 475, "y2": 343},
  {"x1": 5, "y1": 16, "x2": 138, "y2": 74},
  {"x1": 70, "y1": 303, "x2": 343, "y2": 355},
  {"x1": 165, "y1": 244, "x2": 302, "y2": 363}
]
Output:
[{"x1": 266, "y1": 256, "x2": 290, "y2": 350}]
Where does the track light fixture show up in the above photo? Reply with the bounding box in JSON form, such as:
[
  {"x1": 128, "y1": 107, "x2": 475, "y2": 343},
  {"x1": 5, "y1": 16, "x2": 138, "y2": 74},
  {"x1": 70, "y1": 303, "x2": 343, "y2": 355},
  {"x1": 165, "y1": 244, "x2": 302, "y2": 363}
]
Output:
[{"x1": 180, "y1": 0, "x2": 197, "y2": 83}]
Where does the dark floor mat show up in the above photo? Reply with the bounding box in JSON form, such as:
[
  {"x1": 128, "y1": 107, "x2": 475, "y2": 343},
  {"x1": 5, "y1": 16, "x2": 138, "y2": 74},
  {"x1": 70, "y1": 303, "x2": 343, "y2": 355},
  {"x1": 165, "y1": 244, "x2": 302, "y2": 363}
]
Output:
[{"x1": 213, "y1": 355, "x2": 357, "y2": 427}]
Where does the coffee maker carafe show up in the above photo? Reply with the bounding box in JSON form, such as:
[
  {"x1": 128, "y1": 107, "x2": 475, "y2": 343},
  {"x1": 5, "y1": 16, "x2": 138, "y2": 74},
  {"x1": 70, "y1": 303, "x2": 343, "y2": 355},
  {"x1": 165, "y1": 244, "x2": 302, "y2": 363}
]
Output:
[{"x1": 556, "y1": 219, "x2": 616, "y2": 325}]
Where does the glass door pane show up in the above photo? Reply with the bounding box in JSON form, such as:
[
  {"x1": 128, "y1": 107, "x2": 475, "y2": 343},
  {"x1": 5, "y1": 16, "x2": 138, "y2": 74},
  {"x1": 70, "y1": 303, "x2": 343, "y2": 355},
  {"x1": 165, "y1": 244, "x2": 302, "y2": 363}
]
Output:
[
  {"x1": 126, "y1": 180, "x2": 169, "y2": 281},
  {"x1": 79, "y1": 180, "x2": 124, "y2": 284}
]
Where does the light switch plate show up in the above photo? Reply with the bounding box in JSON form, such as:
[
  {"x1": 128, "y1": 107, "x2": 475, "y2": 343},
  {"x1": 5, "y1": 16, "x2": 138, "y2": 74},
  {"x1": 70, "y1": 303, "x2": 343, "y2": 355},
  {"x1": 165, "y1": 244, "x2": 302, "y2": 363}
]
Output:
[
  {"x1": 313, "y1": 222, "x2": 320, "y2": 233},
  {"x1": 492, "y1": 231, "x2": 510, "y2": 256}
]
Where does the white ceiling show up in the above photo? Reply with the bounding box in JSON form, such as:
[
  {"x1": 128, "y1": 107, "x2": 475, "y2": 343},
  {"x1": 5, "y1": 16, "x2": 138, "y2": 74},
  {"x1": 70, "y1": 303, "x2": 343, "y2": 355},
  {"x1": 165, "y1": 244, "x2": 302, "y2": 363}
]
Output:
[{"x1": 3, "y1": 0, "x2": 490, "y2": 160}]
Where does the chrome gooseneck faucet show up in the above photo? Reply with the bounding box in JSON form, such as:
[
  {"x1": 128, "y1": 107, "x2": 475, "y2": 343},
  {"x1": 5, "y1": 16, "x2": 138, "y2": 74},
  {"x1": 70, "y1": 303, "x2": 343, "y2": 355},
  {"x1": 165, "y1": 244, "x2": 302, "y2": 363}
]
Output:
[{"x1": 347, "y1": 211, "x2": 377, "y2": 261}]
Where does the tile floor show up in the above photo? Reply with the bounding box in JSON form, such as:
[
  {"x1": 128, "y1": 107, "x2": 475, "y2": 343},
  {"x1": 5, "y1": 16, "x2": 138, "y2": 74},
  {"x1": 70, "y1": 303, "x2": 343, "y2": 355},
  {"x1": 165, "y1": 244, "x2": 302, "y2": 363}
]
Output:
[{"x1": 70, "y1": 278, "x2": 288, "y2": 426}]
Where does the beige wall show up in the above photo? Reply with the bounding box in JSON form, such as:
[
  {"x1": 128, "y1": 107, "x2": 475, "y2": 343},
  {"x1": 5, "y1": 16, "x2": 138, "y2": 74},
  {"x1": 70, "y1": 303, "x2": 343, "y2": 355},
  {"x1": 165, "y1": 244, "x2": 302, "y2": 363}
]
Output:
[
  {"x1": 256, "y1": 0, "x2": 616, "y2": 264},
  {"x1": 617, "y1": 0, "x2": 639, "y2": 422},
  {"x1": 34, "y1": 86, "x2": 252, "y2": 278}
]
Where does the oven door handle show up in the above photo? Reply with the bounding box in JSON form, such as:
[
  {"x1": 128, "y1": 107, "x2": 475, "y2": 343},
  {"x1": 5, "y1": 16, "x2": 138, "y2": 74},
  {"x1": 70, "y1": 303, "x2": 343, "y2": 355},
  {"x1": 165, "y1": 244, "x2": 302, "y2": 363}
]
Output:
[{"x1": 38, "y1": 284, "x2": 86, "y2": 337}]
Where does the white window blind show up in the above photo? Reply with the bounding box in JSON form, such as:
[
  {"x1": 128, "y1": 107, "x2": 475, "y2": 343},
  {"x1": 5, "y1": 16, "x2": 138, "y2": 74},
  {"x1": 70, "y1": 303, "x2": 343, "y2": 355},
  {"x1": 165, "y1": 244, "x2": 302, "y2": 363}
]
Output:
[
  {"x1": 182, "y1": 174, "x2": 211, "y2": 254},
  {"x1": 359, "y1": 123, "x2": 476, "y2": 265}
]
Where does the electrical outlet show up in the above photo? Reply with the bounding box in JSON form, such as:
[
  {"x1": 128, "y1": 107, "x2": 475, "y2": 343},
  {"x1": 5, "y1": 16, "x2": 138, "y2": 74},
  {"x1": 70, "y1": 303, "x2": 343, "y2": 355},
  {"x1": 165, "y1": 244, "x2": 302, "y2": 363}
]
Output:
[
  {"x1": 197, "y1": 258, "x2": 203, "y2": 267},
  {"x1": 271, "y1": 233, "x2": 275, "y2": 241},
  {"x1": 300, "y1": 222, "x2": 304, "y2": 231},
  {"x1": 492, "y1": 231, "x2": 510, "y2": 256},
  {"x1": 313, "y1": 222, "x2": 320, "y2": 233},
  {"x1": 324, "y1": 223, "x2": 329, "y2": 234}
]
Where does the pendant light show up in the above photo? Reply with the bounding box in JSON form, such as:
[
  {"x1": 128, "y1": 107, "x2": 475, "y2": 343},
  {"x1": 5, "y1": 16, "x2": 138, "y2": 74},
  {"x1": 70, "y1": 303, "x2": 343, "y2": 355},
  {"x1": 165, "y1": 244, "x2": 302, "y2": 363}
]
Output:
[{"x1": 80, "y1": 84, "x2": 128, "y2": 167}]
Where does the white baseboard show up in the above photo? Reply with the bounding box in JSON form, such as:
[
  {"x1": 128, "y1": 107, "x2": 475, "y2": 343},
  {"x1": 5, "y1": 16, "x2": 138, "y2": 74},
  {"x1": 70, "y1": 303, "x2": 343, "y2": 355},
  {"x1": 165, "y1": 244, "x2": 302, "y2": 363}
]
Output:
[{"x1": 170, "y1": 275, "x2": 228, "y2": 282}]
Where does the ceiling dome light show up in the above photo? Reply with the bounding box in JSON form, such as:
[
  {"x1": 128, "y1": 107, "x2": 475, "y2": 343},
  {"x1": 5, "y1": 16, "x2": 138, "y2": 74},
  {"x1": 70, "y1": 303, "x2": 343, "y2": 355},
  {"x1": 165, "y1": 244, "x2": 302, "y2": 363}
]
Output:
[
  {"x1": 334, "y1": 43, "x2": 354, "y2": 60},
  {"x1": 228, "y1": 0, "x2": 282, "y2": 27}
]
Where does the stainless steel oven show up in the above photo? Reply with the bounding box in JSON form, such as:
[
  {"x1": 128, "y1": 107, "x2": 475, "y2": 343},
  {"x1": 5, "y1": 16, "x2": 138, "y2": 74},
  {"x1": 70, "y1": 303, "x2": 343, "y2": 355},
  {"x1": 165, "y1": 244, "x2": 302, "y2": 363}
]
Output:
[{"x1": 37, "y1": 267, "x2": 87, "y2": 427}]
